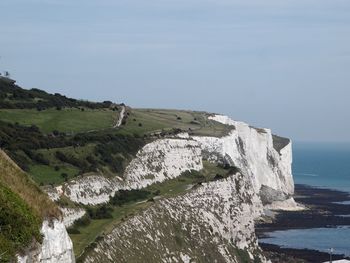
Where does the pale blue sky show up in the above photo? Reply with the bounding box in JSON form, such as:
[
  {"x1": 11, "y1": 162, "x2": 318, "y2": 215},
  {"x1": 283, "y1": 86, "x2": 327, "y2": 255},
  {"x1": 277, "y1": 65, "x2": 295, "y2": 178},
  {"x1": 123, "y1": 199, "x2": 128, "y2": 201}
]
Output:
[{"x1": 1, "y1": 0, "x2": 350, "y2": 142}]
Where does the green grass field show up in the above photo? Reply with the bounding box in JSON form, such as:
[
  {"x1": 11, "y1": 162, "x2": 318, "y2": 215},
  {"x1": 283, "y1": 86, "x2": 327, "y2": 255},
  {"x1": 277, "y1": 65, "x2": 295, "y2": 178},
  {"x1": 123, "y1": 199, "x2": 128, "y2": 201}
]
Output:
[
  {"x1": 120, "y1": 108, "x2": 233, "y2": 137},
  {"x1": 71, "y1": 162, "x2": 229, "y2": 259},
  {"x1": 0, "y1": 108, "x2": 117, "y2": 134},
  {"x1": 29, "y1": 164, "x2": 79, "y2": 185}
]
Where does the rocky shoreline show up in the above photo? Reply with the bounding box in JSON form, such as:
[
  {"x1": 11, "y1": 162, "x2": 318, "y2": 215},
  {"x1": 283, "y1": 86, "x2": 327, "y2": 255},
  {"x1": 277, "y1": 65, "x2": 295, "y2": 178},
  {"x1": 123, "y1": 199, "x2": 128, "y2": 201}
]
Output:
[{"x1": 256, "y1": 184, "x2": 350, "y2": 262}]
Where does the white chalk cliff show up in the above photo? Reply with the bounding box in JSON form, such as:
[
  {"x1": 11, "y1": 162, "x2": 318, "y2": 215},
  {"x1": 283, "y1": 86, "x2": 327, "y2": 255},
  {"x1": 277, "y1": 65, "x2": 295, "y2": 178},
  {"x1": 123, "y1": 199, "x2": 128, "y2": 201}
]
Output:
[
  {"x1": 18, "y1": 220, "x2": 75, "y2": 263},
  {"x1": 60, "y1": 114, "x2": 298, "y2": 262},
  {"x1": 193, "y1": 115, "x2": 295, "y2": 208},
  {"x1": 84, "y1": 173, "x2": 266, "y2": 263},
  {"x1": 55, "y1": 115, "x2": 295, "y2": 208},
  {"x1": 59, "y1": 138, "x2": 203, "y2": 205}
]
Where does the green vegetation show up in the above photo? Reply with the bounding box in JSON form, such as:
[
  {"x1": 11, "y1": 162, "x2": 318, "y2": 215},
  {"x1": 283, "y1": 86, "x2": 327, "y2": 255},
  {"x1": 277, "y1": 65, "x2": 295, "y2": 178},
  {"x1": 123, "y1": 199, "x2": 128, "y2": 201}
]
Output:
[
  {"x1": 0, "y1": 80, "x2": 233, "y2": 187},
  {"x1": 0, "y1": 120, "x2": 146, "y2": 185},
  {"x1": 0, "y1": 108, "x2": 116, "y2": 134},
  {"x1": 119, "y1": 108, "x2": 233, "y2": 137},
  {"x1": 0, "y1": 77, "x2": 114, "y2": 109},
  {"x1": 29, "y1": 164, "x2": 79, "y2": 185},
  {"x1": 0, "y1": 150, "x2": 60, "y2": 219},
  {"x1": 0, "y1": 150, "x2": 60, "y2": 262},
  {"x1": 235, "y1": 248, "x2": 252, "y2": 263},
  {"x1": 0, "y1": 182, "x2": 42, "y2": 262},
  {"x1": 70, "y1": 162, "x2": 236, "y2": 259}
]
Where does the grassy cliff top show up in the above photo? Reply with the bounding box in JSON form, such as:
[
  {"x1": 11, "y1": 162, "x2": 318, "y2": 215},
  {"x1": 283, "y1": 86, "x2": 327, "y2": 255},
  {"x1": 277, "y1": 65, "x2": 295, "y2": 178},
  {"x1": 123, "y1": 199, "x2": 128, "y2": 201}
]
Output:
[
  {"x1": 0, "y1": 150, "x2": 60, "y2": 219},
  {"x1": 0, "y1": 80, "x2": 234, "y2": 186}
]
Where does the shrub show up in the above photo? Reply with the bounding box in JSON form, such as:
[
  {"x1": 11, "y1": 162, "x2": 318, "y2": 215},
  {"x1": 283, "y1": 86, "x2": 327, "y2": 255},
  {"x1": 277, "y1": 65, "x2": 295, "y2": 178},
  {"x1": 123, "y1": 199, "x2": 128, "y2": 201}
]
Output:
[
  {"x1": 61, "y1": 173, "x2": 68, "y2": 181},
  {"x1": 87, "y1": 205, "x2": 113, "y2": 219},
  {"x1": 111, "y1": 189, "x2": 152, "y2": 206}
]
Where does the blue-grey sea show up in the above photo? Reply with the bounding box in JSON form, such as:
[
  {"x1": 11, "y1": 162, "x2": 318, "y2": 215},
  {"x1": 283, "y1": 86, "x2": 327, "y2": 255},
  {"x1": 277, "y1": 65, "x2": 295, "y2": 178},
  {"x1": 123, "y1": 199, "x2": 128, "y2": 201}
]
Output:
[
  {"x1": 293, "y1": 142, "x2": 350, "y2": 193},
  {"x1": 260, "y1": 142, "x2": 350, "y2": 256}
]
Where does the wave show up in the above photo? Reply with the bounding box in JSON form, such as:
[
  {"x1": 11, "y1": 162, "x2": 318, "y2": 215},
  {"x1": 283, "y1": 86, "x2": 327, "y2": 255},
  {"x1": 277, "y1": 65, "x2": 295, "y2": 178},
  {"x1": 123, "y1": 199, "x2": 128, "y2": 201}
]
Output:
[{"x1": 294, "y1": 173, "x2": 319, "y2": 177}]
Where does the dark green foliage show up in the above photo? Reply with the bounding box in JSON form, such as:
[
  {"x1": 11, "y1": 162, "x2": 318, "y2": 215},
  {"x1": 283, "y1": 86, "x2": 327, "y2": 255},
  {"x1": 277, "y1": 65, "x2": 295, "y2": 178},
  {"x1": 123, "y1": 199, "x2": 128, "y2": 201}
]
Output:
[
  {"x1": 111, "y1": 189, "x2": 153, "y2": 206},
  {"x1": 87, "y1": 205, "x2": 113, "y2": 219},
  {"x1": 181, "y1": 170, "x2": 205, "y2": 183},
  {"x1": 0, "y1": 182, "x2": 42, "y2": 262},
  {"x1": 213, "y1": 174, "x2": 224, "y2": 180},
  {"x1": 0, "y1": 78, "x2": 112, "y2": 109},
  {"x1": 0, "y1": 120, "x2": 69, "y2": 170},
  {"x1": 67, "y1": 228, "x2": 80, "y2": 234},
  {"x1": 74, "y1": 215, "x2": 91, "y2": 227},
  {"x1": 0, "y1": 119, "x2": 146, "y2": 181},
  {"x1": 218, "y1": 163, "x2": 240, "y2": 175},
  {"x1": 24, "y1": 150, "x2": 49, "y2": 165},
  {"x1": 235, "y1": 248, "x2": 251, "y2": 263},
  {"x1": 91, "y1": 134, "x2": 146, "y2": 174},
  {"x1": 55, "y1": 151, "x2": 89, "y2": 172},
  {"x1": 61, "y1": 173, "x2": 68, "y2": 181}
]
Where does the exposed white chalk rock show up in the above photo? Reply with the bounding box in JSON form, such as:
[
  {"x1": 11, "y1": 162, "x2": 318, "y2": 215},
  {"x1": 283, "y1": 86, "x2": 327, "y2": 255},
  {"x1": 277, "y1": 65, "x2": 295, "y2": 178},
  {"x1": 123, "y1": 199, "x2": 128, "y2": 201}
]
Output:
[
  {"x1": 124, "y1": 138, "x2": 203, "y2": 189},
  {"x1": 83, "y1": 173, "x2": 267, "y2": 263},
  {"x1": 18, "y1": 220, "x2": 75, "y2": 263},
  {"x1": 264, "y1": 197, "x2": 305, "y2": 211},
  {"x1": 193, "y1": 114, "x2": 294, "y2": 199},
  {"x1": 58, "y1": 138, "x2": 203, "y2": 205},
  {"x1": 61, "y1": 208, "x2": 86, "y2": 228}
]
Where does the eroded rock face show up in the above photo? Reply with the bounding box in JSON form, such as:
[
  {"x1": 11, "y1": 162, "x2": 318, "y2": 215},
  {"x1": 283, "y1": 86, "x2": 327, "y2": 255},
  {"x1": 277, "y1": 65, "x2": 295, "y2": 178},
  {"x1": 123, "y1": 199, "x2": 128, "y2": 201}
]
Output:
[
  {"x1": 124, "y1": 138, "x2": 203, "y2": 189},
  {"x1": 83, "y1": 173, "x2": 267, "y2": 263},
  {"x1": 18, "y1": 220, "x2": 75, "y2": 263},
  {"x1": 40, "y1": 113, "x2": 295, "y2": 263},
  {"x1": 57, "y1": 138, "x2": 203, "y2": 205},
  {"x1": 193, "y1": 115, "x2": 294, "y2": 200},
  {"x1": 62, "y1": 175, "x2": 120, "y2": 205},
  {"x1": 61, "y1": 208, "x2": 86, "y2": 228}
]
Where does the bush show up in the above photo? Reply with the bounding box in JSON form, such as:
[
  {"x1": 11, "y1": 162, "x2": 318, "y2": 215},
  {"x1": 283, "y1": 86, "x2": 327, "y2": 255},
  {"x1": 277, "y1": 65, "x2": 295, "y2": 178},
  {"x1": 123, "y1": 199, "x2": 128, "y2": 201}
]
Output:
[
  {"x1": 61, "y1": 173, "x2": 68, "y2": 181},
  {"x1": 74, "y1": 215, "x2": 91, "y2": 227},
  {"x1": 111, "y1": 189, "x2": 152, "y2": 206},
  {"x1": 87, "y1": 205, "x2": 113, "y2": 219},
  {"x1": 67, "y1": 228, "x2": 80, "y2": 234}
]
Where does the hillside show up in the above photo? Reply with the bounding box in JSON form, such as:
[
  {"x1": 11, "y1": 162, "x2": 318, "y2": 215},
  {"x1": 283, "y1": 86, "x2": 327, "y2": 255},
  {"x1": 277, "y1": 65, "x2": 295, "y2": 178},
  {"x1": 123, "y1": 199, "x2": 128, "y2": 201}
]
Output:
[
  {"x1": 0, "y1": 76, "x2": 113, "y2": 110},
  {"x1": 0, "y1": 79, "x2": 296, "y2": 263},
  {"x1": 0, "y1": 150, "x2": 60, "y2": 262},
  {"x1": 0, "y1": 78, "x2": 232, "y2": 186}
]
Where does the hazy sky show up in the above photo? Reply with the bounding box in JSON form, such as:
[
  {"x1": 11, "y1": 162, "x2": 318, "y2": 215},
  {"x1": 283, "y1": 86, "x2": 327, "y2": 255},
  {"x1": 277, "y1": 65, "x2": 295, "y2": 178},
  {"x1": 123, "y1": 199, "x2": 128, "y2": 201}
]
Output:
[{"x1": 1, "y1": 0, "x2": 349, "y2": 142}]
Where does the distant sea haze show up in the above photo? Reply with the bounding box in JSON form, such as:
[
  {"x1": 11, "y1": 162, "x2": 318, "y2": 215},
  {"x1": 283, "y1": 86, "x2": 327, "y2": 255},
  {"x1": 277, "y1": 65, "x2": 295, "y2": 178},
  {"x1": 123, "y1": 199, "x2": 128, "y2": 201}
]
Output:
[{"x1": 293, "y1": 142, "x2": 350, "y2": 193}]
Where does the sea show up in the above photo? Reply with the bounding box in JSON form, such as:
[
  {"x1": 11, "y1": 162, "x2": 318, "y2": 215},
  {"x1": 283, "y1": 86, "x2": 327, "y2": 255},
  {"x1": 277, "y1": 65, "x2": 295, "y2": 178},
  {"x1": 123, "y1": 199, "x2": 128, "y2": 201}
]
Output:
[{"x1": 260, "y1": 142, "x2": 350, "y2": 257}]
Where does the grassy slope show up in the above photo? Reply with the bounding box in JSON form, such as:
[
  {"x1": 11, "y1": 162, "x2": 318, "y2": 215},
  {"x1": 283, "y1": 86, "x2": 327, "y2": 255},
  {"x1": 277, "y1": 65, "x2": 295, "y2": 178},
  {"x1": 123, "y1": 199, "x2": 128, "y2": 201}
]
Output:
[
  {"x1": 0, "y1": 150, "x2": 60, "y2": 218},
  {"x1": 0, "y1": 107, "x2": 232, "y2": 186},
  {"x1": 0, "y1": 108, "x2": 117, "y2": 134},
  {"x1": 71, "y1": 162, "x2": 229, "y2": 259},
  {"x1": 120, "y1": 108, "x2": 233, "y2": 137},
  {"x1": 0, "y1": 150, "x2": 60, "y2": 261},
  {"x1": 116, "y1": 109, "x2": 232, "y2": 137},
  {"x1": 0, "y1": 81, "x2": 232, "y2": 187}
]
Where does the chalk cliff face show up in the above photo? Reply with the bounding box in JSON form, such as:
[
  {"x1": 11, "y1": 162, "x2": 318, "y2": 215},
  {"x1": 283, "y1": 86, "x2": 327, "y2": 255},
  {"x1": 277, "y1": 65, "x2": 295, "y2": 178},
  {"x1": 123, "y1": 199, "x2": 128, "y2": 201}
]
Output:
[
  {"x1": 83, "y1": 173, "x2": 266, "y2": 263},
  {"x1": 73, "y1": 114, "x2": 295, "y2": 262},
  {"x1": 38, "y1": 113, "x2": 295, "y2": 262},
  {"x1": 193, "y1": 115, "x2": 294, "y2": 204},
  {"x1": 58, "y1": 138, "x2": 203, "y2": 205},
  {"x1": 18, "y1": 220, "x2": 75, "y2": 263}
]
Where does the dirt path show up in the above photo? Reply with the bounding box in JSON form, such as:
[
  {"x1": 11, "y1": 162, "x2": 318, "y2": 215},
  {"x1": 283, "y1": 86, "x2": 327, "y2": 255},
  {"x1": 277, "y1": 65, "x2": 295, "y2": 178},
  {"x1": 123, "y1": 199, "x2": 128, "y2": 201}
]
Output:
[{"x1": 114, "y1": 106, "x2": 125, "y2": 128}]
